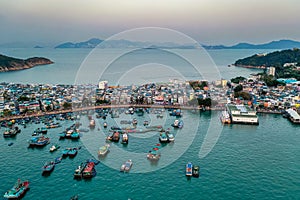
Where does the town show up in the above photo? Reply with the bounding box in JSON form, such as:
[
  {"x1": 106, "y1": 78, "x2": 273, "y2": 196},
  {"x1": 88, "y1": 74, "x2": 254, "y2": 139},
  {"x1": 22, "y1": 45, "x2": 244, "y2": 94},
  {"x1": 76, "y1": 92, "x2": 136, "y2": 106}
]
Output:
[{"x1": 0, "y1": 75, "x2": 299, "y2": 124}]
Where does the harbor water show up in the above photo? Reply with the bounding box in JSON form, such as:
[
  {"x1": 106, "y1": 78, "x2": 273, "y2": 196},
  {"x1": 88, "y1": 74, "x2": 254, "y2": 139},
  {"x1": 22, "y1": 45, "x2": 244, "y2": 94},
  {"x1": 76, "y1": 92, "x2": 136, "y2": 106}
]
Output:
[{"x1": 0, "y1": 48, "x2": 299, "y2": 199}]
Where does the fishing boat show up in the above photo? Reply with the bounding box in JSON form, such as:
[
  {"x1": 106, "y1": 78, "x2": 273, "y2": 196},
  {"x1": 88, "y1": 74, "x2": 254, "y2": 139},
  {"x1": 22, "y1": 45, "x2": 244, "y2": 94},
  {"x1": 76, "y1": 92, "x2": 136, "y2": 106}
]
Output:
[
  {"x1": 70, "y1": 131, "x2": 80, "y2": 139},
  {"x1": 3, "y1": 179, "x2": 30, "y2": 199},
  {"x1": 28, "y1": 136, "x2": 50, "y2": 147},
  {"x1": 169, "y1": 109, "x2": 182, "y2": 117},
  {"x1": 147, "y1": 144, "x2": 161, "y2": 161},
  {"x1": 171, "y1": 119, "x2": 184, "y2": 128},
  {"x1": 186, "y1": 162, "x2": 193, "y2": 177},
  {"x1": 62, "y1": 148, "x2": 71, "y2": 157},
  {"x1": 98, "y1": 144, "x2": 110, "y2": 156},
  {"x1": 166, "y1": 131, "x2": 175, "y2": 142},
  {"x1": 159, "y1": 132, "x2": 168, "y2": 143},
  {"x1": 82, "y1": 162, "x2": 96, "y2": 178},
  {"x1": 54, "y1": 156, "x2": 62, "y2": 164},
  {"x1": 89, "y1": 119, "x2": 95, "y2": 128},
  {"x1": 3, "y1": 127, "x2": 19, "y2": 138},
  {"x1": 73, "y1": 162, "x2": 87, "y2": 179},
  {"x1": 103, "y1": 122, "x2": 108, "y2": 128},
  {"x1": 42, "y1": 161, "x2": 55, "y2": 173},
  {"x1": 49, "y1": 144, "x2": 60, "y2": 152},
  {"x1": 143, "y1": 120, "x2": 149, "y2": 126},
  {"x1": 121, "y1": 132, "x2": 128, "y2": 144},
  {"x1": 192, "y1": 165, "x2": 200, "y2": 178},
  {"x1": 68, "y1": 148, "x2": 78, "y2": 157},
  {"x1": 132, "y1": 118, "x2": 138, "y2": 125},
  {"x1": 8, "y1": 142, "x2": 14, "y2": 146},
  {"x1": 107, "y1": 131, "x2": 120, "y2": 142},
  {"x1": 120, "y1": 159, "x2": 133, "y2": 172},
  {"x1": 58, "y1": 131, "x2": 66, "y2": 139}
]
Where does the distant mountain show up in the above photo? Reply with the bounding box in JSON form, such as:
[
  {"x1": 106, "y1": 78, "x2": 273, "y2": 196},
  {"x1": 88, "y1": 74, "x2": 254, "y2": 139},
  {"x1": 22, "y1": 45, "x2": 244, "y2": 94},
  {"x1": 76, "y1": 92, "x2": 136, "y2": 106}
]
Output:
[
  {"x1": 0, "y1": 54, "x2": 53, "y2": 72},
  {"x1": 55, "y1": 38, "x2": 103, "y2": 48},
  {"x1": 203, "y1": 39, "x2": 300, "y2": 50}
]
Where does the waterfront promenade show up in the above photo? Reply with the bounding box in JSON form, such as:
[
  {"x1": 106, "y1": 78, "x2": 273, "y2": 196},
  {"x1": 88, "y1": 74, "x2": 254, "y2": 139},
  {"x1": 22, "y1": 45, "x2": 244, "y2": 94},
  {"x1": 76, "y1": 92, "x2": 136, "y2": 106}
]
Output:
[{"x1": 0, "y1": 104, "x2": 219, "y2": 122}]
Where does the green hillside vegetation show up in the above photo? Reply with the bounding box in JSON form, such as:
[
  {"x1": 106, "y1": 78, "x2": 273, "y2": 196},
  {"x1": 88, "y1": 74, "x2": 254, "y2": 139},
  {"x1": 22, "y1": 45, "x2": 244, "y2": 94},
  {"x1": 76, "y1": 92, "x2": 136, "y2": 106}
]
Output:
[{"x1": 234, "y1": 48, "x2": 300, "y2": 80}]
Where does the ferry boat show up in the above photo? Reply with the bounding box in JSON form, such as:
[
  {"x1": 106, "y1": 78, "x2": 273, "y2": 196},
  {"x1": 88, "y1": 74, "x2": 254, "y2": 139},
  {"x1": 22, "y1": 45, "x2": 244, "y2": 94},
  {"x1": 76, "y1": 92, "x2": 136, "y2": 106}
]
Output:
[
  {"x1": 121, "y1": 133, "x2": 129, "y2": 144},
  {"x1": 3, "y1": 179, "x2": 30, "y2": 199},
  {"x1": 120, "y1": 160, "x2": 133, "y2": 172},
  {"x1": 192, "y1": 165, "x2": 200, "y2": 178},
  {"x1": 98, "y1": 144, "x2": 110, "y2": 156},
  {"x1": 49, "y1": 144, "x2": 60, "y2": 152},
  {"x1": 226, "y1": 104, "x2": 259, "y2": 125},
  {"x1": 220, "y1": 110, "x2": 231, "y2": 124},
  {"x1": 186, "y1": 162, "x2": 193, "y2": 177},
  {"x1": 82, "y1": 162, "x2": 96, "y2": 178}
]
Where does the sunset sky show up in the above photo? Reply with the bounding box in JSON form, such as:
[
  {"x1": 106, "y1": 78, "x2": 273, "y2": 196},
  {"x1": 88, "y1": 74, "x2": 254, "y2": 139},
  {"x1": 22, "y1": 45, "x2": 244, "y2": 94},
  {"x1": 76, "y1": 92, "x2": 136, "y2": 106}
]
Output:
[{"x1": 1, "y1": 0, "x2": 300, "y2": 46}]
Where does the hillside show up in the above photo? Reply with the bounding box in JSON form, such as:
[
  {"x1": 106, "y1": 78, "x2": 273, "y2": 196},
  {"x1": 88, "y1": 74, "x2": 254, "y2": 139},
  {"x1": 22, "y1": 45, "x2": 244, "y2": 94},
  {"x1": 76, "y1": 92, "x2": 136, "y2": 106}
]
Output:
[{"x1": 0, "y1": 54, "x2": 53, "y2": 72}]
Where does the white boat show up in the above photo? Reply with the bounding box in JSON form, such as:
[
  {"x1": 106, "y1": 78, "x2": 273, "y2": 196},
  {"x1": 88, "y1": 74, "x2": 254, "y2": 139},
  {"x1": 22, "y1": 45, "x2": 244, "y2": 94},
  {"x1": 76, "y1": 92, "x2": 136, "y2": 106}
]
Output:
[
  {"x1": 220, "y1": 110, "x2": 231, "y2": 124},
  {"x1": 167, "y1": 132, "x2": 175, "y2": 142},
  {"x1": 120, "y1": 160, "x2": 133, "y2": 172}
]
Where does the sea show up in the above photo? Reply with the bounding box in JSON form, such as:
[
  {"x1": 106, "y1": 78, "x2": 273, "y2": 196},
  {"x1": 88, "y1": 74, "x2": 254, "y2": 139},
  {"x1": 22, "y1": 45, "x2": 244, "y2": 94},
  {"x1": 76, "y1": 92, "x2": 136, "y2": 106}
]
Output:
[{"x1": 0, "y1": 48, "x2": 299, "y2": 200}]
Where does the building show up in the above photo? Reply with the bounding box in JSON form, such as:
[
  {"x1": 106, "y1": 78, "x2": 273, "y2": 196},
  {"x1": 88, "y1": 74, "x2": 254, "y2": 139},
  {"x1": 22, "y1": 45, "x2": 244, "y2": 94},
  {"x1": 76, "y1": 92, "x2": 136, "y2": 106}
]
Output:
[
  {"x1": 98, "y1": 81, "x2": 108, "y2": 90},
  {"x1": 267, "y1": 67, "x2": 276, "y2": 76}
]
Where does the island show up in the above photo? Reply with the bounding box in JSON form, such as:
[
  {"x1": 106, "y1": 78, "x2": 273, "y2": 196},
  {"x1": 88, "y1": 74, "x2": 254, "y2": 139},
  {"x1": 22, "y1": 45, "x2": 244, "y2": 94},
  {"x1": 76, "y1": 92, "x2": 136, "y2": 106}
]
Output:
[
  {"x1": 0, "y1": 54, "x2": 53, "y2": 72},
  {"x1": 234, "y1": 48, "x2": 300, "y2": 81}
]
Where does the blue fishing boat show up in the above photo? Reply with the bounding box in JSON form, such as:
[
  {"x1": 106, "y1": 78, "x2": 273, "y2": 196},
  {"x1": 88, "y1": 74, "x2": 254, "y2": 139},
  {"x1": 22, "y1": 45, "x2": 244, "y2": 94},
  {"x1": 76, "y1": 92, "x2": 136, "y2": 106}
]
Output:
[
  {"x1": 159, "y1": 132, "x2": 168, "y2": 143},
  {"x1": 186, "y1": 162, "x2": 193, "y2": 177},
  {"x1": 54, "y1": 156, "x2": 62, "y2": 164},
  {"x1": 171, "y1": 119, "x2": 184, "y2": 129},
  {"x1": 70, "y1": 131, "x2": 80, "y2": 139},
  {"x1": 68, "y1": 148, "x2": 78, "y2": 157},
  {"x1": 28, "y1": 136, "x2": 50, "y2": 147},
  {"x1": 3, "y1": 179, "x2": 30, "y2": 199},
  {"x1": 58, "y1": 132, "x2": 66, "y2": 139},
  {"x1": 62, "y1": 148, "x2": 70, "y2": 157},
  {"x1": 42, "y1": 161, "x2": 55, "y2": 173}
]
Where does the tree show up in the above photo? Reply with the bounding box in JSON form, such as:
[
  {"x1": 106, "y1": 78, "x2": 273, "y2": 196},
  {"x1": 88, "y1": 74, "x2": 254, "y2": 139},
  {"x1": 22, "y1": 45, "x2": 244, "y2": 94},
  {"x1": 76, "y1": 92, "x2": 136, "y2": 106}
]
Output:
[
  {"x1": 62, "y1": 102, "x2": 72, "y2": 110},
  {"x1": 231, "y1": 76, "x2": 246, "y2": 84},
  {"x1": 234, "y1": 84, "x2": 243, "y2": 93}
]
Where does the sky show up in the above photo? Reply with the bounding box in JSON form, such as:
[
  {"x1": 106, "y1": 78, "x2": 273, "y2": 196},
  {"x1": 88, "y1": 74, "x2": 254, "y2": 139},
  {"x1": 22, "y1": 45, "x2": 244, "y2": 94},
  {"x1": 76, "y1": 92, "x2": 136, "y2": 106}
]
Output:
[{"x1": 1, "y1": 0, "x2": 300, "y2": 46}]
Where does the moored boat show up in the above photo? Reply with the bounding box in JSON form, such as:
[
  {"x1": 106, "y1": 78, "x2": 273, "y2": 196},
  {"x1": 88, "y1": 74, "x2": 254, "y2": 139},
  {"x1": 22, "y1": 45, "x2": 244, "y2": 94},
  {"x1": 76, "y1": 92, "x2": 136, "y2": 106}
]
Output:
[
  {"x1": 49, "y1": 144, "x2": 60, "y2": 152},
  {"x1": 3, "y1": 127, "x2": 19, "y2": 138},
  {"x1": 171, "y1": 119, "x2": 183, "y2": 128},
  {"x1": 98, "y1": 144, "x2": 110, "y2": 156},
  {"x1": 54, "y1": 156, "x2": 62, "y2": 164},
  {"x1": 186, "y1": 162, "x2": 193, "y2": 177},
  {"x1": 42, "y1": 161, "x2": 55, "y2": 173},
  {"x1": 166, "y1": 131, "x2": 175, "y2": 142},
  {"x1": 192, "y1": 165, "x2": 200, "y2": 178},
  {"x1": 159, "y1": 132, "x2": 168, "y2": 143},
  {"x1": 28, "y1": 136, "x2": 50, "y2": 147},
  {"x1": 220, "y1": 110, "x2": 231, "y2": 124},
  {"x1": 82, "y1": 162, "x2": 96, "y2": 178},
  {"x1": 121, "y1": 132, "x2": 128, "y2": 144},
  {"x1": 3, "y1": 179, "x2": 30, "y2": 199},
  {"x1": 73, "y1": 162, "x2": 87, "y2": 179},
  {"x1": 120, "y1": 159, "x2": 133, "y2": 172},
  {"x1": 68, "y1": 148, "x2": 78, "y2": 157}
]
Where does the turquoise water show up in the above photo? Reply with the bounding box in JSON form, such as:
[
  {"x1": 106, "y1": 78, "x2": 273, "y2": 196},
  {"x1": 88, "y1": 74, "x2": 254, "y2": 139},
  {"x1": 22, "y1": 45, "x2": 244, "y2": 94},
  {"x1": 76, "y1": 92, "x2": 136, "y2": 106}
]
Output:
[
  {"x1": 0, "y1": 48, "x2": 299, "y2": 199},
  {"x1": 0, "y1": 112, "x2": 299, "y2": 200}
]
